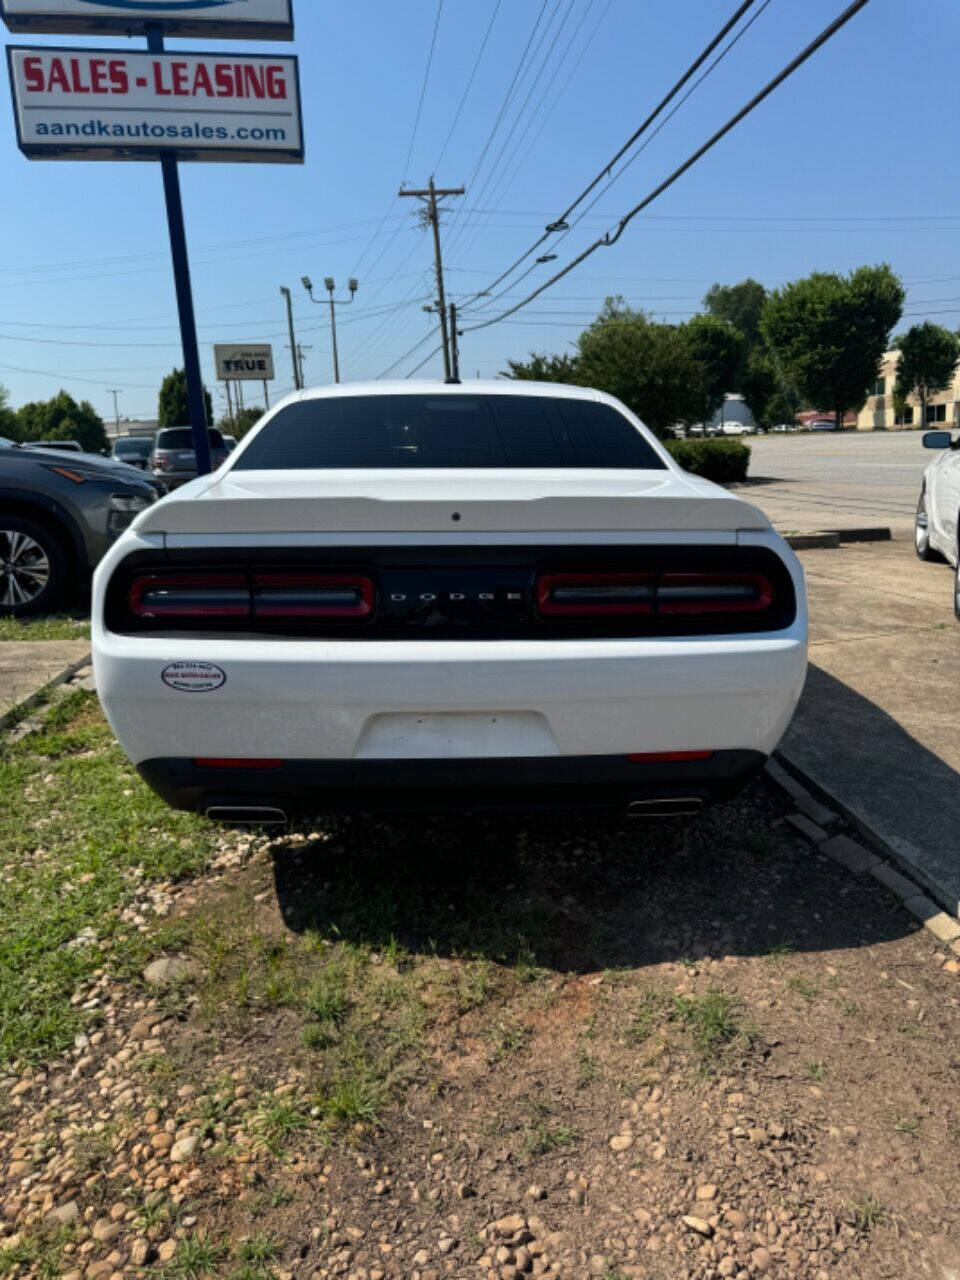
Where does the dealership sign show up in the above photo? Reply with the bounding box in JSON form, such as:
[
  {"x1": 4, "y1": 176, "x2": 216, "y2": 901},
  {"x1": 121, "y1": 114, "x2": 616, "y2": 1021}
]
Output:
[
  {"x1": 214, "y1": 343, "x2": 274, "y2": 381},
  {"x1": 6, "y1": 45, "x2": 303, "y2": 161},
  {"x1": 0, "y1": 0, "x2": 294, "y2": 40}
]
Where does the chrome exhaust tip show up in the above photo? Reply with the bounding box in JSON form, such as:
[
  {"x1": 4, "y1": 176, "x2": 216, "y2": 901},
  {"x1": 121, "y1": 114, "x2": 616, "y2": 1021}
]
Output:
[
  {"x1": 205, "y1": 805, "x2": 288, "y2": 826},
  {"x1": 626, "y1": 797, "x2": 703, "y2": 818}
]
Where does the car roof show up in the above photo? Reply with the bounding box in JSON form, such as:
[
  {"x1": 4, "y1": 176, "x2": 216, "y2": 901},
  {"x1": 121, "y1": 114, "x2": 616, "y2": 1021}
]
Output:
[{"x1": 287, "y1": 379, "x2": 605, "y2": 404}]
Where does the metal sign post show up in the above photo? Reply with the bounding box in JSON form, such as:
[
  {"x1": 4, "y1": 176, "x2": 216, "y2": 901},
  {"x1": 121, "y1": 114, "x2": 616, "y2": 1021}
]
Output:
[{"x1": 147, "y1": 22, "x2": 210, "y2": 473}]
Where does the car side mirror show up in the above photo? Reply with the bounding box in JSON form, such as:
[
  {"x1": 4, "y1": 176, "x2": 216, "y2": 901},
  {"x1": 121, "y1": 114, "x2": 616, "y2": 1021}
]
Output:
[{"x1": 922, "y1": 431, "x2": 953, "y2": 449}]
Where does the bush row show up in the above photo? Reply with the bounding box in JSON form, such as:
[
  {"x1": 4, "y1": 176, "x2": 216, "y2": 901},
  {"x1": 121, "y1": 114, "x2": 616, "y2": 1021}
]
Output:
[{"x1": 664, "y1": 438, "x2": 751, "y2": 484}]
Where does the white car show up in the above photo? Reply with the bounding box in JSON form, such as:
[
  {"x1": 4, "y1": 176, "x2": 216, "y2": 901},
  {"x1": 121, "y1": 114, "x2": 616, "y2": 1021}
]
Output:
[
  {"x1": 92, "y1": 382, "x2": 807, "y2": 823},
  {"x1": 916, "y1": 429, "x2": 960, "y2": 617}
]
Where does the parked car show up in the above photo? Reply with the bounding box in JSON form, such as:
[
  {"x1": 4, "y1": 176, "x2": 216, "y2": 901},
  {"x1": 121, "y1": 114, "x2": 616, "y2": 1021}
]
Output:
[
  {"x1": 915, "y1": 429, "x2": 960, "y2": 618},
  {"x1": 223, "y1": 434, "x2": 238, "y2": 453},
  {"x1": 150, "y1": 427, "x2": 228, "y2": 489},
  {"x1": 24, "y1": 439, "x2": 84, "y2": 453},
  {"x1": 771, "y1": 423, "x2": 797, "y2": 434},
  {"x1": 0, "y1": 440, "x2": 159, "y2": 616},
  {"x1": 803, "y1": 420, "x2": 837, "y2": 432},
  {"x1": 93, "y1": 381, "x2": 807, "y2": 823},
  {"x1": 717, "y1": 421, "x2": 757, "y2": 437},
  {"x1": 111, "y1": 436, "x2": 154, "y2": 470}
]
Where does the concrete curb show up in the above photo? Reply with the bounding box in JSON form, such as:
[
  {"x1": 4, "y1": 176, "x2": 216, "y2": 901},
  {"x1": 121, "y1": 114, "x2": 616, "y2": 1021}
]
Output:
[
  {"x1": 0, "y1": 651, "x2": 92, "y2": 731},
  {"x1": 781, "y1": 527, "x2": 893, "y2": 550},
  {"x1": 766, "y1": 754, "x2": 960, "y2": 951}
]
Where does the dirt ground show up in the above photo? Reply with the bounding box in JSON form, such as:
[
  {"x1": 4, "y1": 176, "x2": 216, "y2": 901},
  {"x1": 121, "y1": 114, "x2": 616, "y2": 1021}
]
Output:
[{"x1": 3, "y1": 740, "x2": 960, "y2": 1280}]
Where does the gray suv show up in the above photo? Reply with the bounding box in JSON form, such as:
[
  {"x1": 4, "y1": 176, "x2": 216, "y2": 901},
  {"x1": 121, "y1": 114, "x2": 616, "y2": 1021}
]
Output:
[
  {"x1": 0, "y1": 439, "x2": 160, "y2": 616},
  {"x1": 150, "y1": 427, "x2": 228, "y2": 489}
]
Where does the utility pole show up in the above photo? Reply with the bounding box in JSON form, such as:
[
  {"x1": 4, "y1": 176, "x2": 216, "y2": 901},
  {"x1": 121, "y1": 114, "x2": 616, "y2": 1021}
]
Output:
[
  {"x1": 302, "y1": 276, "x2": 357, "y2": 384},
  {"x1": 280, "y1": 286, "x2": 302, "y2": 390},
  {"x1": 294, "y1": 344, "x2": 312, "y2": 389},
  {"x1": 400, "y1": 178, "x2": 464, "y2": 381},
  {"x1": 107, "y1": 389, "x2": 121, "y2": 434},
  {"x1": 448, "y1": 303, "x2": 461, "y2": 383}
]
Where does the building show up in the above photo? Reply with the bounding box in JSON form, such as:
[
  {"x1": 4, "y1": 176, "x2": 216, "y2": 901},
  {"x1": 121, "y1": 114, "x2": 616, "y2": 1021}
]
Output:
[
  {"x1": 105, "y1": 418, "x2": 158, "y2": 442},
  {"x1": 705, "y1": 394, "x2": 756, "y2": 431},
  {"x1": 856, "y1": 349, "x2": 960, "y2": 431}
]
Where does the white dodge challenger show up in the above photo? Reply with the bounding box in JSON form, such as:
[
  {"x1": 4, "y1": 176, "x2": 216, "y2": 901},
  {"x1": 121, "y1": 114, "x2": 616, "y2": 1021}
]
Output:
[{"x1": 92, "y1": 382, "x2": 808, "y2": 822}]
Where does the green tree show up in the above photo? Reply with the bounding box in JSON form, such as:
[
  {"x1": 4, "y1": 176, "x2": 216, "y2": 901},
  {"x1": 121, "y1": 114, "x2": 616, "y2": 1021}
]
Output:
[
  {"x1": 15, "y1": 390, "x2": 108, "y2": 453},
  {"x1": 704, "y1": 279, "x2": 768, "y2": 348},
  {"x1": 575, "y1": 301, "x2": 703, "y2": 437},
  {"x1": 219, "y1": 406, "x2": 265, "y2": 439},
  {"x1": 893, "y1": 323, "x2": 960, "y2": 427},
  {"x1": 684, "y1": 314, "x2": 746, "y2": 424},
  {"x1": 158, "y1": 368, "x2": 214, "y2": 429},
  {"x1": 0, "y1": 385, "x2": 16, "y2": 439},
  {"x1": 738, "y1": 347, "x2": 781, "y2": 428},
  {"x1": 762, "y1": 265, "x2": 905, "y2": 431},
  {"x1": 501, "y1": 351, "x2": 581, "y2": 382}
]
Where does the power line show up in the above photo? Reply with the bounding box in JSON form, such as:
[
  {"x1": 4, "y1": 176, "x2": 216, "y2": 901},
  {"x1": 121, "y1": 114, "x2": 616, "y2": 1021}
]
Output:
[
  {"x1": 462, "y1": 0, "x2": 874, "y2": 339},
  {"x1": 458, "y1": 0, "x2": 766, "y2": 312},
  {"x1": 434, "y1": 0, "x2": 503, "y2": 172}
]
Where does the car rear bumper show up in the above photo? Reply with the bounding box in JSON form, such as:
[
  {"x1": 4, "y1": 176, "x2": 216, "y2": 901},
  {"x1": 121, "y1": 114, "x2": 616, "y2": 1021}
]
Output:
[{"x1": 138, "y1": 749, "x2": 767, "y2": 818}]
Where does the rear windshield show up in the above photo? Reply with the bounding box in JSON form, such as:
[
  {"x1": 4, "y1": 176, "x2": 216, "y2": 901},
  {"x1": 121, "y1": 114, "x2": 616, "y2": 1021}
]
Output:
[
  {"x1": 155, "y1": 429, "x2": 225, "y2": 450},
  {"x1": 232, "y1": 394, "x2": 666, "y2": 470},
  {"x1": 114, "y1": 438, "x2": 150, "y2": 455}
]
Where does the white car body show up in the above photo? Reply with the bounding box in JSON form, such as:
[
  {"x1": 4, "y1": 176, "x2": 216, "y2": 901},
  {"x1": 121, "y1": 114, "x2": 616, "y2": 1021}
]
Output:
[
  {"x1": 916, "y1": 429, "x2": 960, "y2": 617},
  {"x1": 93, "y1": 381, "x2": 807, "y2": 821}
]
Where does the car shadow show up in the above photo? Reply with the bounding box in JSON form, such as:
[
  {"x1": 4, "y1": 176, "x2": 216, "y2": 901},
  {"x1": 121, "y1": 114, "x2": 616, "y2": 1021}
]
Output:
[{"x1": 269, "y1": 764, "x2": 916, "y2": 975}]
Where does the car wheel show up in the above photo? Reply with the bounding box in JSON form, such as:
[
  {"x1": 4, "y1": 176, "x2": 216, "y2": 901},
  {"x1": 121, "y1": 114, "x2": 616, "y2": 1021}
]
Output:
[
  {"x1": 915, "y1": 490, "x2": 944, "y2": 562},
  {"x1": 0, "y1": 516, "x2": 67, "y2": 617}
]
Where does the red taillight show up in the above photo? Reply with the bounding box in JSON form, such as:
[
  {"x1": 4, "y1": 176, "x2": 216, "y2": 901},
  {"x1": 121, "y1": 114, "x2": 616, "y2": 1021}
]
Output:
[
  {"x1": 153, "y1": 452, "x2": 174, "y2": 472},
  {"x1": 536, "y1": 570, "x2": 773, "y2": 618},
  {"x1": 128, "y1": 574, "x2": 250, "y2": 618},
  {"x1": 628, "y1": 751, "x2": 716, "y2": 763},
  {"x1": 193, "y1": 758, "x2": 285, "y2": 771},
  {"x1": 252, "y1": 573, "x2": 373, "y2": 619},
  {"x1": 656, "y1": 573, "x2": 772, "y2": 614},
  {"x1": 537, "y1": 572, "x2": 655, "y2": 616}
]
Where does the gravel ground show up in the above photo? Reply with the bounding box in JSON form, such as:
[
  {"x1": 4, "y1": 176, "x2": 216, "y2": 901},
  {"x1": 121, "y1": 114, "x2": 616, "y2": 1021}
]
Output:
[{"x1": 2, "y1": 699, "x2": 960, "y2": 1280}]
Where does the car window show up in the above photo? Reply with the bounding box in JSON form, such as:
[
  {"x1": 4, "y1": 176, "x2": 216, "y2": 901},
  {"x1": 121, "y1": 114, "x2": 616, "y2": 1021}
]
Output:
[
  {"x1": 233, "y1": 395, "x2": 666, "y2": 470},
  {"x1": 114, "y1": 439, "x2": 149, "y2": 454},
  {"x1": 155, "y1": 429, "x2": 225, "y2": 450}
]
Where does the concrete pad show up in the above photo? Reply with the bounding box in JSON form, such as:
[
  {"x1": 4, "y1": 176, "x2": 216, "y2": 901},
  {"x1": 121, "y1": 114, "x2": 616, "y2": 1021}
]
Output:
[
  {"x1": 0, "y1": 641, "x2": 91, "y2": 721},
  {"x1": 871, "y1": 862, "x2": 922, "y2": 902},
  {"x1": 786, "y1": 813, "x2": 827, "y2": 844},
  {"x1": 794, "y1": 794, "x2": 839, "y2": 829},
  {"x1": 780, "y1": 539, "x2": 960, "y2": 916}
]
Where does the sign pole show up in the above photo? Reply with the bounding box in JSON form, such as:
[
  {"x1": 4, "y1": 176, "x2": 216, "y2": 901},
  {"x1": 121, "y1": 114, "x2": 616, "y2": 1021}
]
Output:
[{"x1": 145, "y1": 22, "x2": 211, "y2": 476}]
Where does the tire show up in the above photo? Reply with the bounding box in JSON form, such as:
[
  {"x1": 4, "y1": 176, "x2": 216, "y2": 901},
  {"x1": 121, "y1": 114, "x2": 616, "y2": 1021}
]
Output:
[
  {"x1": 0, "y1": 516, "x2": 67, "y2": 617},
  {"x1": 915, "y1": 489, "x2": 945, "y2": 562}
]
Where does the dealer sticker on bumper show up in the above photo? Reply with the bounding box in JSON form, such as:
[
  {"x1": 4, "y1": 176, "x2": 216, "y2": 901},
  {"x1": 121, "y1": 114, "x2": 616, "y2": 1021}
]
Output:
[{"x1": 161, "y1": 662, "x2": 226, "y2": 693}]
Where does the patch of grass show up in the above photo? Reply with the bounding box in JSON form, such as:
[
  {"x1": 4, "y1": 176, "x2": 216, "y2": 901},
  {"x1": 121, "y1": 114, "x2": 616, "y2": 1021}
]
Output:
[
  {"x1": 851, "y1": 1194, "x2": 887, "y2": 1233},
  {"x1": 253, "y1": 1098, "x2": 314, "y2": 1156},
  {"x1": 164, "y1": 1233, "x2": 228, "y2": 1279},
  {"x1": 304, "y1": 966, "x2": 349, "y2": 1025},
  {"x1": 523, "y1": 1119, "x2": 578, "y2": 1157},
  {"x1": 457, "y1": 958, "x2": 494, "y2": 1011},
  {"x1": 0, "y1": 693, "x2": 220, "y2": 1065},
  {"x1": 807, "y1": 1060, "x2": 827, "y2": 1081},
  {"x1": 670, "y1": 990, "x2": 752, "y2": 1063},
  {"x1": 0, "y1": 1224, "x2": 74, "y2": 1280},
  {"x1": 238, "y1": 1234, "x2": 279, "y2": 1264},
  {"x1": 893, "y1": 1115, "x2": 921, "y2": 1137},
  {"x1": 577, "y1": 1050, "x2": 599, "y2": 1085},
  {"x1": 316, "y1": 1072, "x2": 382, "y2": 1128},
  {"x1": 488, "y1": 1017, "x2": 528, "y2": 1058},
  {"x1": 787, "y1": 975, "x2": 819, "y2": 1000},
  {"x1": 626, "y1": 989, "x2": 668, "y2": 1043},
  {"x1": 0, "y1": 614, "x2": 90, "y2": 642},
  {"x1": 71, "y1": 1125, "x2": 113, "y2": 1174}
]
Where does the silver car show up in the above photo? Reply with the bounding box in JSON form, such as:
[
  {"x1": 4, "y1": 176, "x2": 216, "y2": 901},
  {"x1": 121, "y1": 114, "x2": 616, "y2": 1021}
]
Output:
[{"x1": 150, "y1": 427, "x2": 228, "y2": 489}]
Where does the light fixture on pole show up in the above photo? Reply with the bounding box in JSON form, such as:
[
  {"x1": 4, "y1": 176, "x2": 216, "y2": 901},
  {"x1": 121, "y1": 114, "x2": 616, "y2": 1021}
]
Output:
[{"x1": 303, "y1": 275, "x2": 357, "y2": 384}]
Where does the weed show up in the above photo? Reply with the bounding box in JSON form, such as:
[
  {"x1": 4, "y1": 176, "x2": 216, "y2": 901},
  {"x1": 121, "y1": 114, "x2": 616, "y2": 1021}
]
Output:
[
  {"x1": 253, "y1": 1099, "x2": 313, "y2": 1155},
  {"x1": 304, "y1": 967, "x2": 349, "y2": 1025},
  {"x1": 577, "y1": 1050, "x2": 599, "y2": 1085},
  {"x1": 0, "y1": 1225, "x2": 74, "y2": 1280},
  {"x1": 851, "y1": 1194, "x2": 887, "y2": 1232},
  {"x1": 893, "y1": 1115, "x2": 921, "y2": 1137},
  {"x1": 670, "y1": 990, "x2": 751, "y2": 1063},
  {"x1": 71, "y1": 1126, "x2": 113, "y2": 1174},
  {"x1": 164, "y1": 1233, "x2": 228, "y2": 1279},
  {"x1": 301, "y1": 1023, "x2": 335, "y2": 1050},
  {"x1": 787, "y1": 976, "x2": 819, "y2": 1000},
  {"x1": 807, "y1": 1060, "x2": 827, "y2": 1081},
  {"x1": 457, "y1": 959, "x2": 494, "y2": 1011},
  {"x1": 238, "y1": 1234, "x2": 279, "y2": 1263},
  {"x1": 489, "y1": 1018, "x2": 527, "y2": 1058},
  {"x1": 627, "y1": 989, "x2": 667, "y2": 1044},
  {"x1": 523, "y1": 1120, "x2": 578, "y2": 1157},
  {"x1": 317, "y1": 1074, "x2": 382, "y2": 1128}
]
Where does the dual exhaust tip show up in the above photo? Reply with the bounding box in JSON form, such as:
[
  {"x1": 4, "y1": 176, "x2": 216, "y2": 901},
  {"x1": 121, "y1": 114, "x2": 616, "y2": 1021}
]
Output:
[{"x1": 204, "y1": 797, "x2": 704, "y2": 825}]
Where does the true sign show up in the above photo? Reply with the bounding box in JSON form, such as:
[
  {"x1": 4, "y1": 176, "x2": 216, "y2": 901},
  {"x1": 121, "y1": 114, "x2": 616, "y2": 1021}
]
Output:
[
  {"x1": 214, "y1": 343, "x2": 275, "y2": 381},
  {"x1": 0, "y1": 0, "x2": 294, "y2": 40},
  {"x1": 6, "y1": 45, "x2": 304, "y2": 162}
]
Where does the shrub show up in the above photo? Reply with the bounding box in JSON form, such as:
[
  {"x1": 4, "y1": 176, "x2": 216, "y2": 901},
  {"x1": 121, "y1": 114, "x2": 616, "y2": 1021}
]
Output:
[{"x1": 665, "y1": 438, "x2": 750, "y2": 484}]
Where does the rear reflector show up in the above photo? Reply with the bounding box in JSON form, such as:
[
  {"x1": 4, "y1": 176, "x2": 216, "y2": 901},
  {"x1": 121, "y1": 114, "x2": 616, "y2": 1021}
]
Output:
[
  {"x1": 252, "y1": 573, "x2": 373, "y2": 619},
  {"x1": 128, "y1": 574, "x2": 249, "y2": 618},
  {"x1": 193, "y1": 758, "x2": 285, "y2": 771},
  {"x1": 628, "y1": 751, "x2": 715, "y2": 763}
]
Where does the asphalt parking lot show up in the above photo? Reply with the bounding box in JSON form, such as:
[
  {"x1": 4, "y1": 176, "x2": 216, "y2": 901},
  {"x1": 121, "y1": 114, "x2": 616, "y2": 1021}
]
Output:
[{"x1": 740, "y1": 431, "x2": 929, "y2": 535}]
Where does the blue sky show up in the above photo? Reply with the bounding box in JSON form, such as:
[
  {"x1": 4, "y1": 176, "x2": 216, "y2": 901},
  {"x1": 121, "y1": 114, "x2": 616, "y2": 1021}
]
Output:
[{"x1": 1, "y1": 0, "x2": 958, "y2": 423}]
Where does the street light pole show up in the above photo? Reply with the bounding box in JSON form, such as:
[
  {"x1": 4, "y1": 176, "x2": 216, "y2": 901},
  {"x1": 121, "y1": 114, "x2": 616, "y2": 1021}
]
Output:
[
  {"x1": 107, "y1": 389, "x2": 121, "y2": 433},
  {"x1": 279, "y1": 286, "x2": 302, "y2": 390},
  {"x1": 302, "y1": 276, "x2": 357, "y2": 384}
]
